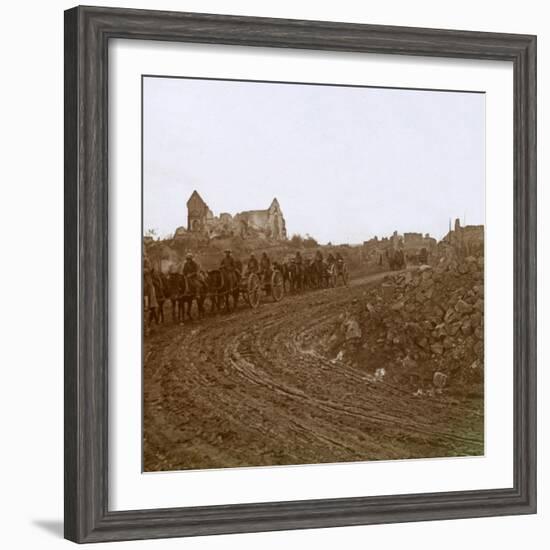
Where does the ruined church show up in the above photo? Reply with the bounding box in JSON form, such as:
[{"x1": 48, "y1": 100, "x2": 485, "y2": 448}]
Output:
[{"x1": 185, "y1": 190, "x2": 287, "y2": 241}]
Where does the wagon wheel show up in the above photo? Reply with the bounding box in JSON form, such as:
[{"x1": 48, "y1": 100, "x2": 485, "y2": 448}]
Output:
[
  {"x1": 246, "y1": 273, "x2": 261, "y2": 308},
  {"x1": 271, "y1": 270, "x2": 284, "y2": 302}
]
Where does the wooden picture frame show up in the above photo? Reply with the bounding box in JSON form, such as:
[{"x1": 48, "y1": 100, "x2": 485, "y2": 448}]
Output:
[{"x1": 64, "y1": 5, "x2": 537, "y2": 543}]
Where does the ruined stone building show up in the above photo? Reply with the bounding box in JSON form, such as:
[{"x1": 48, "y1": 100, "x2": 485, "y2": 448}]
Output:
[
  {"x1": 186, "y1": 190, "x2": 214, "y2": 234},
  {"x1": 184, "y1": 190, "x2": 287, "y2": 241},
  {"x1": 403, "y1": 232, "x2": 437, "y2": 251},
  {"x1": 442, "y1": 218, "x2": 484, "y2": 256}
]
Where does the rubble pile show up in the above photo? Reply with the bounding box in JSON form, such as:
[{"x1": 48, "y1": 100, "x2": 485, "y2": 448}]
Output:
[{"x1": 330, "y1": 255, "x2": 484, "y2": 394}]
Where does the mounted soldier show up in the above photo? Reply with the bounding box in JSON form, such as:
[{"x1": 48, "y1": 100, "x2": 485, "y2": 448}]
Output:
[
  {"x1": 247, "y1": 252, "x2": 259, "y2": 275},
  {"x1": 183, "y1": 252, "x2": 199, "y2": 280},
  {"x1": 292, "y1": 251, "x2": 304, "y2": 291},
  {"x1": 220, "y1": 249, "x2": 236, "y2": 271},
  {"x1": 260, "y1": 252, "x2": 271, "y2": 284},
  {"x1": 221, "y1": 249, "x2": 240, "y2": 282},
  {"x1": 214, "y1": 249, "x2": 240, "y2": 311},
  {"x1": 311, "y1": 250, "x2": 324, "y2": 287}
]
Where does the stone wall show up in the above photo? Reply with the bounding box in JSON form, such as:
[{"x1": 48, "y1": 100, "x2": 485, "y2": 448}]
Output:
[
  {"x1": 329, "y1": 251, "x2": 484, "y2": 393},
  {"x1": 441, "y1": 219, "x2": 484, "y2": 257}
]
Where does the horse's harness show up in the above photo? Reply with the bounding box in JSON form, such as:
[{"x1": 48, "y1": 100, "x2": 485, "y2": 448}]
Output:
[{"x1": 211, "y1": 268, "x2": 239, "y2": 298}]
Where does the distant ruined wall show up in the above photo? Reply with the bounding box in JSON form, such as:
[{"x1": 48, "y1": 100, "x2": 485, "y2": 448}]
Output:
[
  {"x1": 403, "y1": 232, "x2": 436, "y2": 250},
  {"x1": 363, "y1": 230, "x2": 436, "y2": 259},
  {"x1": 442, "y1": 218, "x2": 484, "y2": 257}
]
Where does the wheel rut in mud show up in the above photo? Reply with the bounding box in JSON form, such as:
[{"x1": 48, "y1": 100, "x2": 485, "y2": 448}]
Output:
[{"x1": 143, "y1": 272, "x2": 483, "y2": 472}]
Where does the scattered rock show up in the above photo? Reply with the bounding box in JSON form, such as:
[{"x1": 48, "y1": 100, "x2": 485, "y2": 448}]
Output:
[
  {"x1": 417, "y1": 337, "x2": 429, "y2": 349},
  {"x1": 433, "y1": 323, "x2": 447, "y2": 339},
  {"x1": 374, "y1": 368, "x2": 386, "y2": 381},
  {"x1": 461, "y1": 319, "x2": 473, "y2": 336},
  {"x1": 344, "y1": 318, "x2": 362, "y2": 341},
  {"x1": 447, "y1": 322, "x2": 461, "y2": 336},
  {"x1": 430, "y1": 343, "x2": 444, "y2": 355},
  {"x1": 442, "y1": 336, "x2": 454, "y2": 350},
  {"x1": 455, "y1": 299, "x2": 473, "y2": 314},
  {"x1": 433, "y1": 371, "x2": 448, "y2": 388},
  {"x1": 444, "y1": 308, "x2": 458, "y2": 323},
  {"x1": 333, "y1": 251, "x2": 484, "y2": 392},
  {"x1": 402, "y1": 356, "x2": 418, "y2": 370}
]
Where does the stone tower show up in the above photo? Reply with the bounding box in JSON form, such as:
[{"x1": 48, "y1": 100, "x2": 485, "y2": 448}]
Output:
[
  {"x1": 186, "y1": 190, "x2": 210, "y2": 233},
  {"x1": 267, "y1": 198, "x2": 287, "y2": 240}
]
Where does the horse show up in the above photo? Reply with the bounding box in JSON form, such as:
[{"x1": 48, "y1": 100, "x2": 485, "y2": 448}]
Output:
[
  {"x1": 273, "y1": 261, "x2": 291, "y2": 293},
  {"x1": 165, "y1": 271, "x2": 182, "y2": 323},
  {"x1": 307, "y1": 259, "x2": 325, "y2": 289},
  {"x1": 175, "y1": 274, "x2": 187, "y2": 323},
  {"x1": 302, "y1": 260, "x2": 314, "y2": 289},
  {"x1": 285, "y1": 261, "x2": 303, "y2": 292},
  {"x1": 178, "y1": 273, "x2": 208, "y2": 321},
  {"x1": 206, "y1": 268, "x2": 240, "y2": 313}
]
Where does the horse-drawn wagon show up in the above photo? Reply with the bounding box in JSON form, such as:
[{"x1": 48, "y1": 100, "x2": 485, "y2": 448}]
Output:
[{"x1": 240, "y1": 268, "x2": 285, "y2": 308}]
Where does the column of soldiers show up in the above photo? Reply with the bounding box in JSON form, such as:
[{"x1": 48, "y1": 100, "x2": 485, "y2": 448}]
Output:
[{"x1": 143, "y1": 248, "x2": 346, "y2": 331}]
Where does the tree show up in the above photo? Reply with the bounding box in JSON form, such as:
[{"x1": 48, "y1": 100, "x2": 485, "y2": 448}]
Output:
[{"x1": 289, "y1": 233, "x2": 319, "y2": 248}]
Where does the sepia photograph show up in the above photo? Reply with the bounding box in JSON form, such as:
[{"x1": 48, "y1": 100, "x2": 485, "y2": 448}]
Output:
[{"x1": 142, "y1": 75, "x2": 485, "y2": 473}]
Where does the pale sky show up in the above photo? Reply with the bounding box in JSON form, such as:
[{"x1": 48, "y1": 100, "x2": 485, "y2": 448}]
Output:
[{"x1": 143, "y1": 76, "x2": 485, "y2": 244}]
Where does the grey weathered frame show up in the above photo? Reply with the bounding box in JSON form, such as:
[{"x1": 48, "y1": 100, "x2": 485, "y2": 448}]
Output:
[{"x1": 64, "y1": 5, "x2": 537, "y2": 543}]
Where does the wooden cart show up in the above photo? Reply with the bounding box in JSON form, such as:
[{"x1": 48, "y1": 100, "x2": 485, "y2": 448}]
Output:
[{"x1": 241, "y1": 269, "x2": 285, "y2": 308}]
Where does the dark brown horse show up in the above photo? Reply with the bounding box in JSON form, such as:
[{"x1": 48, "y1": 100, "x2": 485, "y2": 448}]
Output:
[
  {"x1": 206, "y1": 268, "x2": 240, "y2": 312},
  {"x1": 305, "y1": 259, "x2": 325, "y2": 289},
  {"x1": 177, "y1": 273, "x2": 208, "y2": 322},
  {"x1": 288, "y1": 261, "x2": 305, "y2": 292},
  {"x1": 165, "y1": 271, "x2": 181, "y2": 322},
  {"x1": 302, "y1": 259, "x2": 314, "y2": 289},
  {"x1": 273, "y1": 261, "x2": 291, "y2": 293}
]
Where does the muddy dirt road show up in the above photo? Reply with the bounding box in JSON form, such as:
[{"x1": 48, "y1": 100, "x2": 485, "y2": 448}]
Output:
[{"x1": 144, "y1": 272, "x2": 483, "y2": 471}]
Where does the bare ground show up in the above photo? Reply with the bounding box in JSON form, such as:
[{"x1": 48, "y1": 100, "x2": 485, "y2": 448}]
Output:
[{"x1": 143, "y1": 272, "x2": 483, "y2": 472}]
